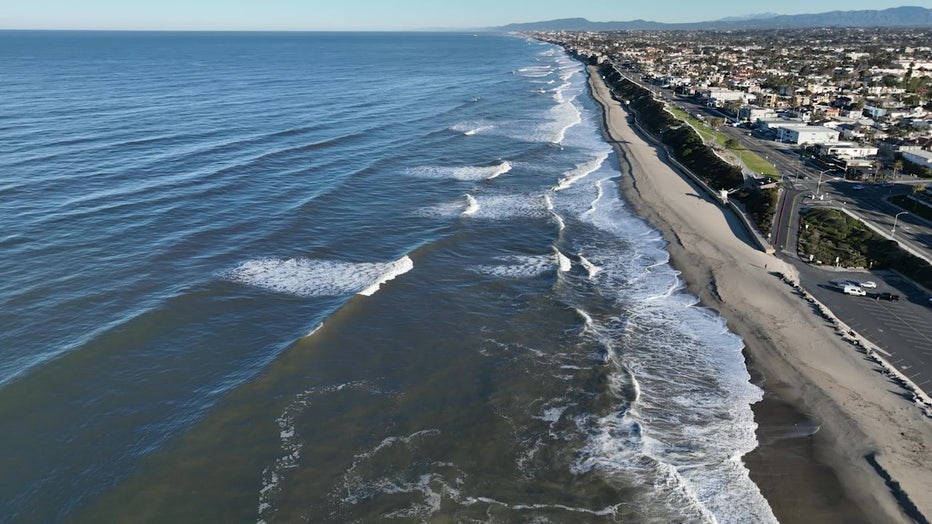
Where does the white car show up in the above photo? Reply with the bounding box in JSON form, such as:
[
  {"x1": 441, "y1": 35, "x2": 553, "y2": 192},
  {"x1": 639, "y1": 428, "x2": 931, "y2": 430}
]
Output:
[
  {"x1": 842, "y1": 285, "x2": 867, "y2": 296},
  {"x1": 858, "y1": 281, "x2": 877, "y2": 289}
]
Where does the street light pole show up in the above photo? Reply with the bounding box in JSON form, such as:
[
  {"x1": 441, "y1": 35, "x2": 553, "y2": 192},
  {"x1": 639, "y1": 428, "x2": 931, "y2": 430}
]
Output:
[
  {"x1": 892, "y1": 211, "x2": 908, "y2": 238},
  {"x1": 816, "y1": 169, "x2": 832, "y2": 198}
]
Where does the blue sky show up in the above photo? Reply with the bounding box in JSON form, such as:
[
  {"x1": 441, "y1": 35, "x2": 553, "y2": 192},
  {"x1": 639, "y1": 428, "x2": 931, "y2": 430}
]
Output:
[{"x1": 2, "y1": 0, "x2": 924, "y2": 30}]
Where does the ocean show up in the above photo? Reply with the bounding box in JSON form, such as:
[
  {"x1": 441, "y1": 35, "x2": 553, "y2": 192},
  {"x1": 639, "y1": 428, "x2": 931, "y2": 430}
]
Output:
[{"x1": 0, "y1": 31, "x2": 776, "y2": 522}]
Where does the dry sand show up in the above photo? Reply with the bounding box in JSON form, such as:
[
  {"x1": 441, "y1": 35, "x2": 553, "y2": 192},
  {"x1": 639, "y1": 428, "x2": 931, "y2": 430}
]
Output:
[{"x1": 586, "y1": 66, "x2": 932, "y2": 524}]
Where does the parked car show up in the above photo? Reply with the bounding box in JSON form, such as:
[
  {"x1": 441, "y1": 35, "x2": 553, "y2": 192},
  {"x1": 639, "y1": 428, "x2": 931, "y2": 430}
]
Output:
[
  {"x1": 858, "y1": 280, "x2": 877, "y2": 289},
  {"x1": 842, "y1": 284, "x2": 866, "y2": 296},
  {"x1": 874, "y1": 292, "x2": 900, "y2": 301}
]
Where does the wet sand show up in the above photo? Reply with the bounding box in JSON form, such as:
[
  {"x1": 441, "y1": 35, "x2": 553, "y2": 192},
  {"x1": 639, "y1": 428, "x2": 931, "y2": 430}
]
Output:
[{"x1": 586, "y1": 65, "x2": 932, "y2": 524}]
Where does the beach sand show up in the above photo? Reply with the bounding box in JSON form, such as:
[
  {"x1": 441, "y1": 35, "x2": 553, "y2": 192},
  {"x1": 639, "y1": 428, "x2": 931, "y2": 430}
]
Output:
[{"x1": 586, "y1": 65, "x2": 932, "y2": 523}]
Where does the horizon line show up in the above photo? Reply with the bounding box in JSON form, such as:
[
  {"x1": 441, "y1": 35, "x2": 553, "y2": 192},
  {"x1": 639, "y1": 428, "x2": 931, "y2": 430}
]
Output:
[{"x1": 0, "y1": 28, "x2": 498, "y2": 33}]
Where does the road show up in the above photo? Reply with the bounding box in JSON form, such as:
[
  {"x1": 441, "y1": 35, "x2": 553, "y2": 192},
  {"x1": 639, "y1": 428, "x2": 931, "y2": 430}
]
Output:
[
  {"x1": 657, "y1": 83, "x2": 932, "y2": 260},
  {"x1": 613, "y1": 68, "x2": 932, "y2": 394}
]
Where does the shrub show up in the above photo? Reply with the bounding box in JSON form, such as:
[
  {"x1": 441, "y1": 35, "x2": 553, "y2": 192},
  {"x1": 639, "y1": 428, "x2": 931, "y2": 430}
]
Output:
[{"x1": 799, "y1": 208, "x2": 932, "y2": 288}]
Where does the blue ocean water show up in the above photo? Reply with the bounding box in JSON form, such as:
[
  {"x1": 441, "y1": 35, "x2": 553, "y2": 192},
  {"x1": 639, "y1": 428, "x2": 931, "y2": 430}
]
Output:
[{"x1": 0, "y1": 31, "x2": 776, "y2": 522}]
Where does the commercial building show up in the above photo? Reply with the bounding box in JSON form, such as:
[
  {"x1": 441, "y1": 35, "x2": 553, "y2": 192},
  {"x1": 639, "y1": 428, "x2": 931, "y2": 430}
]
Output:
[{"x1": 776, "y1": 125, "x2": 839, "y2": 145}]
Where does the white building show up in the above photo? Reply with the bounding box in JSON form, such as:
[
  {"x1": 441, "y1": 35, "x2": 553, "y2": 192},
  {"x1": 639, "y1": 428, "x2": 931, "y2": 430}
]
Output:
[
  {"x1": 820, "y1": 143, "x2": 878, "y2": 158},
  {"x1": 902, "y1": 149, "x2": 932, "y2": 167},
  {"x1": 756, "y1": 119, "x2": 807, "y2": 132},
  {"x1": 739, "y1": 106, "x2": 777, "y2": 122},
  {"x1": 702, "y1": 88, "x2": 747, "y2": 107},
  {"x1": 777, "y1": 126, "x2": 839, "y2": 145}
]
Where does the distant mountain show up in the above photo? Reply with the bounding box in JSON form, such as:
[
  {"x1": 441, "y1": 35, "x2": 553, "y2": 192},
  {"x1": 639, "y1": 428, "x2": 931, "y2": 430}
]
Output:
[
  {"x1": 714, "y1": 12, "x2": 781, "y2": 22},
  {"x1": 496, "y1": 6, "x2": 932, "y2": 31}
]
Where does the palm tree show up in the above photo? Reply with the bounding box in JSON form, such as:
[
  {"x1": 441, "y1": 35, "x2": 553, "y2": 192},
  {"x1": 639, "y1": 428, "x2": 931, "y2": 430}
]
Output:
[{"x1": 893, "y1": 159, "x2": 904, "y2": 179}]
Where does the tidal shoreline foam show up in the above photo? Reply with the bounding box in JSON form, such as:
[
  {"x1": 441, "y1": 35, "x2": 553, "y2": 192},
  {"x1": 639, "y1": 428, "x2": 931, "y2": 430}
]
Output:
[{"x1": 581, "y1": 59, "x2": 932, "y2": 523}]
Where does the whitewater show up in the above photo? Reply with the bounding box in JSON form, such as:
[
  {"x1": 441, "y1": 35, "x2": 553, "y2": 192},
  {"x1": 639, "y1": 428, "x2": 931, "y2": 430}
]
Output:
[{"x1": 0, "y1": 31, "x2": 774, "y2": 523}]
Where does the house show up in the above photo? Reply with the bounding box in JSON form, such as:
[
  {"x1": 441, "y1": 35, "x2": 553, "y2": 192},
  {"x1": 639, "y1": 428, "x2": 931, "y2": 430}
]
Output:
[
  {"x1": 863, "y1": 106, "x2": 887, "y2": 119},
  {"x1": 755, "y1": 92, "x2": 778, "y2": 108},
  {"x1": 819, "y1": 143, "x2": 878, "y2": 158},
  {"x1": 739, "y1": 106, "x2": 777, "y2": 122}
]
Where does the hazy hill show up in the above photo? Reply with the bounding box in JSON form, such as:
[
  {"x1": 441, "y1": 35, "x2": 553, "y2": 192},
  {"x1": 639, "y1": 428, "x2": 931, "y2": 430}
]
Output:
[{"x1": 497, "y1": 6, "x2": 932, "y2": 31}]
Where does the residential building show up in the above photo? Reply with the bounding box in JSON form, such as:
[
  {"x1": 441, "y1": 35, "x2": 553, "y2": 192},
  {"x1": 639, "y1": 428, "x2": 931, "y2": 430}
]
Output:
[{"x1": 902, "y1": 149, "x2": 932, "y2": 167}]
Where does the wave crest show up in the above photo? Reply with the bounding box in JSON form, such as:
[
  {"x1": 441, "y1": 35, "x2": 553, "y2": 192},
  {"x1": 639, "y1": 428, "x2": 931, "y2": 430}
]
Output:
[{"x1": 228, "y1": 256, "x2": 413, "y2": 297}]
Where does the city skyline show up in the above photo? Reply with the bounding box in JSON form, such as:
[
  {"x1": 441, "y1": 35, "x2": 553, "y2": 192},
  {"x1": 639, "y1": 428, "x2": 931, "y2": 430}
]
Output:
[{"x1": 2, "y1": 1, "x2": 923, "y2": 31}]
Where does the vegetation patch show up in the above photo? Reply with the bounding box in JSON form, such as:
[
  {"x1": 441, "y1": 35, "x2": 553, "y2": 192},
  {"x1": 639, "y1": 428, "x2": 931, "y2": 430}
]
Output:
[
  {"x1": 889, "y1": 193, "x2": 932, "y2": 222},
  {"x1": 799, "y1": 207, "x2": 932, "y2": 289},
  {"x1": 894, "y1": 154, "x2": 932, "y2": 179},
  {"x1": 598, "y1": 63, "x2": 778, "y2": 235}
]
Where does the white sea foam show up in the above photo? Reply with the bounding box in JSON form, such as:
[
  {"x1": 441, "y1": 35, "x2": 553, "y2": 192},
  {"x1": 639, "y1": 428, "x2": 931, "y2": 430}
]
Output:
[
  {"x1": 578, "y1": 255, "x2": 601, "y2": 278},
  {"x1": 340, "y1": 469, "x2": 463, "y2": 520},
  {"x1": 574, "y1": 308, "x2": 595, "y2": 334},
  {"x1": 472, "y1": 254, "x2": 555, "y2": 279},
  {"x1": 359, "y1": 256, "x2": 414, "y2": 296},
  {"x1": 553, "y1": 248, "x2": 572, "y2": 272},
  {"x1": 544, "y1": 194, "x2": 565, "y2": 231},
  {"x1": 552, "y1": 151, "x2": 609, "y2": 191},
  {"x1": 464, "y1": 496, "x2": 621, "y2": 517},
  {"x1": 228, "y1": 255, "x2": 412, "y2": 298},
  {"x1": 543, "y1": 91, "x2": 583, "y2": 144},
  {"x1": 415, "y1": 200, "x2": 468, "y2": 218},
  {"x1": 515, "y1": 65, "x2": 553, "y2": 78},
  {"x1": 347, "y1": 429, "x2": 442, "y2": 473},
  {"x1": 553, "y1": 81, "x2": 572, "y2": 104},
  {"x1": 485, "y1": 161, "x2": 512, "y2": 179},
  {"x1": 306, "y1": 322, "x2": 324, "y2": 337},
  {"x1": 337, "y1": 430, "x2": 460, "y2": 520},
  {"x1": 259, "y1": 381, "x2": 381, "y2": 523},
  {"x1": 405, "y1": 161, "x2": 511, "y2": 181},
  {"x1": 535, "y1": 405, "x2": 567, "y2": 424},
  {"x1": 450, "y1": 121, "x2": 494, "y2": 136},
  {"x1": 530, "y1": 107, "x2": 776, "y2": 522},
  {"x1": 462, "y1": 194, "x2": 479, "y2": 216},
  {"x1": 565, "y1": 288, "x2": 776, "y2": 523},
  {"x1": 457, "y1": 193, "x2": 548, "y2": 220}
]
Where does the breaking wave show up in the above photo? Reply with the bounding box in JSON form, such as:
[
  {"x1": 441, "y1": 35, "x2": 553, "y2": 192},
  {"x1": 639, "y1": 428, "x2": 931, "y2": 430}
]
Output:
[{"x1": 228, "y1": 256, "x2": 413, "y2": 298}]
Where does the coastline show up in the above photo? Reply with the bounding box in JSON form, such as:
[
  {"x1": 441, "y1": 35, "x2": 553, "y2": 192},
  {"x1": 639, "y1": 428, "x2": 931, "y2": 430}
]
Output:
[{"x1": 584, "y1": 64, "x2": 932, "y2": 523}]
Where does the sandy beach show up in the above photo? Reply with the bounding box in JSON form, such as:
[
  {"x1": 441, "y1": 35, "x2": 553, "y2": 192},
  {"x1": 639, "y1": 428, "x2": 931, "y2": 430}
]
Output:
[{"x1": 586, "y1": 65, "x2": 932, "y2": 523}]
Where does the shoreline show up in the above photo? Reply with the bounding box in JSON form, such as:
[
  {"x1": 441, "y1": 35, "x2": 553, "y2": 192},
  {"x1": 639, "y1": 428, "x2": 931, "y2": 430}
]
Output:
[{"x1": 584, "y1": 64, "x2": 932, "y2": 523}]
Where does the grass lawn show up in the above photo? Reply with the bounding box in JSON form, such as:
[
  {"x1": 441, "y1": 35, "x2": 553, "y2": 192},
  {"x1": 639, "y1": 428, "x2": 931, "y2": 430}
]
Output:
[{"x1": 667, "y1": 106, "x2": 777, "y2": 178}]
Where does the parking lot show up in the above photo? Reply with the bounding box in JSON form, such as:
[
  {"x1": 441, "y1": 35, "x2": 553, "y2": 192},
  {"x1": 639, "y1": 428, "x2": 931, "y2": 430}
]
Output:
[{"x1": 796, "y1": 267, "x2": 932, "y2": 392}]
